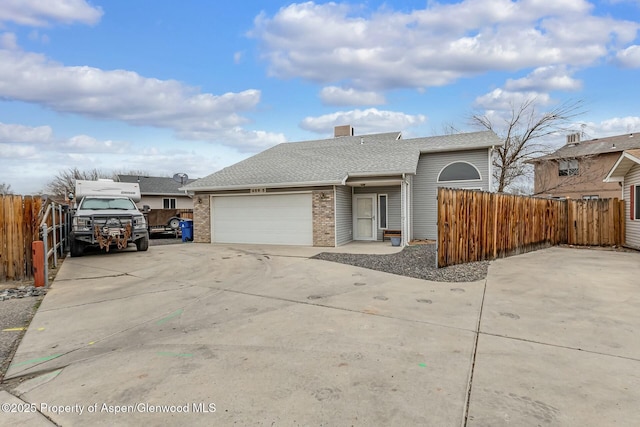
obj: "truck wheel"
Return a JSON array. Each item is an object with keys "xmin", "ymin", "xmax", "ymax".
[
  {"xmin": 136, "ymin": 236, "xmax": 149, "ymax": 252},
  {"xmin": 168, "ymin": 217, "xmax": 181, "ymax": 230},
  {"xmin": 70, "ymin": 240, "xmax": 84, "ymax": 257}
]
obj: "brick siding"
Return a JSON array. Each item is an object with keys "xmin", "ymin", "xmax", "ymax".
[
  {"xmin": 193, "ymin": 194, "xmax": 211, "ymax": 243},
  {"xmin": 312, "ymin": 190, "xmax": 335, "ymax": 247}
]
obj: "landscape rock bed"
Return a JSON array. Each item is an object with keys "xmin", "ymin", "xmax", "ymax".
[
  {"xmin": 312, "ymin": 244, "xmax": 488, "ymax": 283},
  {"xmin": 0, "ymin": 286, "xmax": 47, "ymax": 301}
]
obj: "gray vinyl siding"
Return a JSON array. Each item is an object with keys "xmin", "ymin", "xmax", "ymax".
[
  {"xmin": 624, "ymin": 164, "xmax": 640, "ymax": 250},
  {"xmin": 335, "ymin": 185, "xmax": 353, "ymax": 246},
  {"xmin": 354, "ymin": 186, "xmax": 401, "ymax": 240},
  {"xmin": 412, "ymin": 149, "xmax": 490, "ymax": 240}
]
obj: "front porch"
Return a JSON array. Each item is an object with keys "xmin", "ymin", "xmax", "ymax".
[{"xmin": 336, "ymin": 174, "xmax": 411, "ymax": 246}]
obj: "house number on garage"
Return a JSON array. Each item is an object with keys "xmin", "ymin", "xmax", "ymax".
[{"xmin": 250, "ymin": 188, "xmax": 266, "ymax": 194}]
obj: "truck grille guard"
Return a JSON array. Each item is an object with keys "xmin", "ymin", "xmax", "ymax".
[{"xmin": 91, "ymin": 216, "xmax": 133, "ymax": 252}]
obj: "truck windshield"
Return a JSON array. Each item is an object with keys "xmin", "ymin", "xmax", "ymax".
[{"xmin": 80, "ymin": 198, "xmax": 137, "ymax": 210}]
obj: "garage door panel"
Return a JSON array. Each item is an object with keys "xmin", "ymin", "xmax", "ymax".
[{"xmin": 212, "ymin": 194, "xmax": 313, "ymax": 245}]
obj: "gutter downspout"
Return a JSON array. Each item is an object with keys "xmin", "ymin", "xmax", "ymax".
[{"xmin": 401, "ymin": 173, "xmax": 407, "ymax": 247}]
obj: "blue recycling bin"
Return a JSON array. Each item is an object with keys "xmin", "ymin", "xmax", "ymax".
[{"xmin": 180, "ymin": 219, "xmax": 193, "ymax": 242}]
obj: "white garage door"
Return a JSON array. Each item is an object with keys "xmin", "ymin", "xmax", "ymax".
[{"xmin": 212, "ymin": 193, "xmax": 313, "ymax": 245}]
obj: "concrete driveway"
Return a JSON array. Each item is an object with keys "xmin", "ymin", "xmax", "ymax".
[{"xmin": 1, "ymin": 245, "xmax": 639, "ymax": 426}]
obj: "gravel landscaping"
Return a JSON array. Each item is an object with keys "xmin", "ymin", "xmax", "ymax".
[{"xmin": 312, "ymin": 243, "xmax": 489, "ymax": 282}]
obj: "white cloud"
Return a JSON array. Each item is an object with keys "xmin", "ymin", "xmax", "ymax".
[
  {"xmin": 300, "ymin": 108, "xmax": 426, "ymax": 134},
  {"xmin": 0, "ymin": 143, "xmax": 38, "ymax": 159},
  {"xmin": 61, "ymin": 135, "xmax": 130, "ymax": 153},
  {"xmin": 28, "ymin": 30, "xmax": 50, "ymax": 44},
  {"xmin": 0, "ymin": 121, "xmax": 233, "ymax": 194},
  {"xmin": 0, "ymin": 32, "xmax": 17, "ymax": 49},
  {"xmin": 586, "ymin": 116, "xmax": 640, "ymax": 136},
  {"xmin": 234, "ymin": 51, "xmax": 244, "ymax": 64},
  {"xmin": 319, "ymin": 86, "xmax": 385, "ymax": 106},
  {"xmin": 0, "ymin": 122, "xmax": 53, "ymax": 143},
  {"xmin": 178, "ymin": 127, "xmax": 287, "ymax": 153},
  {"xmin": 0, "ymin": 48, "xmax": 283, "ymax": 151},
  {"xmin": 474, "ymin": 88, "xmax": 552, "ymax": 111},
  {"xmin": 0, "ymin": 0, "xmax": 102, "ymax": 27},
  {"xmin": 616, "ymin": 45, "xmax": 640, "ymax": 68},
  {"xmin": 250, "ymin": 1, "xmax": 639, "ymax": 90},
  {"xmin": 504, "ymin": 66, "xmax": 582, "ymax": 92}
]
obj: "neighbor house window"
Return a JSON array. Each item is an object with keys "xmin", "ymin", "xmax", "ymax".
[
  {"xmin": 163, "ymin": 198, "xmax": 177, "ymax": 209},
  {"xmin": 582, "ymin": 195, "xmax": 599, "ymax": 200},
  {"xmin": 378, "ymin": 194, "xmax": 388, "ymax": 229},
  {"xmin": 438, "ymin": 162, "xmax": 481, "ymax": 182},
  {"xmin": 559, "ymin": 159, "xmax": 579, "ymax": 176}
]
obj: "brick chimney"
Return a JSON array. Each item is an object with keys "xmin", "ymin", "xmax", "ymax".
[
  {"xmin": 334, "ymin": 125, "xmax": 354, "ymax": 137},
  {"xmin": 566, "ymin": 132, "xmax": 581, "ymax": 145}
]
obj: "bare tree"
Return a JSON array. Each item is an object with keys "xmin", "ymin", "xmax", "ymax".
[
  {"xmin": 472, "ymin": 98, "xmax": 585, "ymax": 193},
  {"xmin": 46, "ymin": 168, "xmax": 153, "ymax": 197},
  {"xmin": 0, "ymin": 182, "xmax": 13, "ymax": 195},
  {"xmin": 46, "ymin": 168, "xmax": 111, "ymax": 197}
]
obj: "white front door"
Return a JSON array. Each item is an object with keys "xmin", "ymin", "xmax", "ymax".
[{"xmin": 353, "ymin": 194, "xmax": 377, "ymax": 240}]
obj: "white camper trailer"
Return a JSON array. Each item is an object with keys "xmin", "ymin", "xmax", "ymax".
[
  {"xmin": 70, "ymin": 180, "xmax": 149, "ymax": 256},
  {"xmin": 75, "ymin": 179, "xmax": 142, "ymax": 202}
]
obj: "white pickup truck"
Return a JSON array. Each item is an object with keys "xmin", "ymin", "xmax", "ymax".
[{"xmin": 70, "ymin": 180, "xmax": 149, "ymax": 257}]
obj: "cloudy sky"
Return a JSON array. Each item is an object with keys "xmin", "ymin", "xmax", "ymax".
[{"xmin": 1, "ymin": 0, "xmax": 639, "ymax": 194}]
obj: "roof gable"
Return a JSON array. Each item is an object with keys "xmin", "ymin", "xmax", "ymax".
[{"xmin": 603, "ymin": 149, "xmax": 640, "ymax": 182}]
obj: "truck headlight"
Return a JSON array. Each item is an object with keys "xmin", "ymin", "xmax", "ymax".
[
  {"xmin": 73, "ymin": 216, "xmax": 91, "ymax": 231},
  {"xmin": 133, "ymin": 215, "xmax": 146, "ymax": 229}
]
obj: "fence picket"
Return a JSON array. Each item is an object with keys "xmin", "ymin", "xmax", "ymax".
[{"xmin": 0, "ymin": 195, "xmax": 44, "ymax": 281}]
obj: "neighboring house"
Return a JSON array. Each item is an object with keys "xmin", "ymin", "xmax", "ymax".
[
  {"xmin": 603, "ymin": 149, "xmax": 640, "ymax": 250},
  {"xmin": 118, "ymin": 175, "xmax": 194, "ymax": 210},
  {"xmin": 530, "ymin": 133, "xmax": 640, "ymax": 199},
  {"xmin": 183, "ymin": 125, "xmax": 502, "ymax": 247}
]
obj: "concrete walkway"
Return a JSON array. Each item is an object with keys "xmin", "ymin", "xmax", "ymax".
[{"xmin": 1, "ymin": 244, "xmax": 638, "ymax": 426}]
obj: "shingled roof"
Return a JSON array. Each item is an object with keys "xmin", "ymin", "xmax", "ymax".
[
  {"xmin": 530, "ymin": 133, "xmax": 640, "ymax": 162},
  {"xmin": 118, "ymin": 175, "xmax": 195, "ymax": 195},
  {"xmin": 184, "ymin": 130, "xmax": 501, "ymax": 191}
]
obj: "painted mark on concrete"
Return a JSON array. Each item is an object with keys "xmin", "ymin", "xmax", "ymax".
[
  {"xmin": 313, "ymin": 387, "xmax": 341, "ymax": 401},
  {"xmin": 88, "ymin": 341, "xmax": 95, "ymax": 345},
  {"xmin": 4, "ymin": 326, "xmax": 46, "ymax": 332},
  {"xmin": 156, "ymin": 309, "xmax": 184, "ymax": 325},
  {"xmin": 499, "ymin": 312, "xmax": 520, "ymax": 320},
  {"xmin": 418, "ymin": 363, "xmax": 427, "ymax": 368},
  {"xmin": 10, "ymin": 354, "xmax": 62, "ymax": 368},
  {"xmin": 156, "ymin": 352, "xmax": 193, "ymax": 358}
]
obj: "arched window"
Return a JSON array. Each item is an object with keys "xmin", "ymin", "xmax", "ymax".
[{"xmin": 438, "ymin": 162, "xmax": 481, "ymax": 182}]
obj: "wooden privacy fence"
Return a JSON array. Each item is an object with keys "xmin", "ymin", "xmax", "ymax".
[
  {"xmin": 437, "ymin": 188, "xmax": 625, "ymax": 267},
  {"xmin": 0, "ymin": 195, "xmax": 43, "ymax": 281}
]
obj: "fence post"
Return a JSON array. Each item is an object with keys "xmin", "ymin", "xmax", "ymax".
[
  {"xmin": 32, "ymin": 241, "xmax": 45, "ymax": 287},
  {"xmin": 52, "ymin": 202, "xmax": 58, "ymax": 267},
  {"xmin": 41, "ymin": 224, "xmax": 49, "ymax": 287},
  {"xmin": 58, "ymin": 204, "xmax": 64, "ymax": 258}
]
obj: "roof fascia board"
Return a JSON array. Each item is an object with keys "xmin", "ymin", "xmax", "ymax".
[
  {"xmin": 182, "ymin": 180, "xmax": 343, "ymax": 192},
  {"xmin": 418, "ymin": 144, "xmax": 497, "ymax": 154}
]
